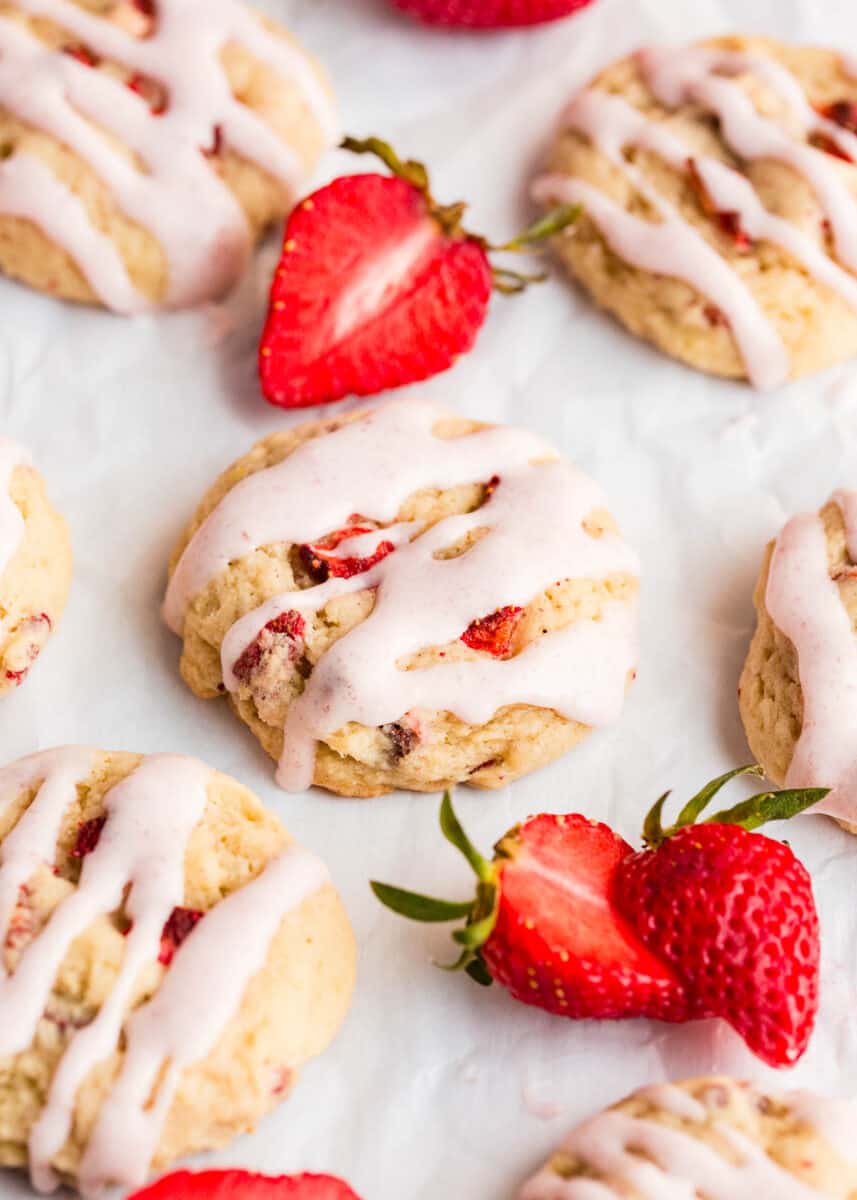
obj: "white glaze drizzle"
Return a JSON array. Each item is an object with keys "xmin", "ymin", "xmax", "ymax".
[
  {"xmin": 519, "ymin": 1082, "xmax": 842, "ymax": 1199},
  {"xmin": 534, "ymin": 43, "xmax": 857, "ymax": 389},
  {"xmin": 0, "ymin": 747, "xmax": 329, "ymax": 1195},
  {"xmin": 764, "ymin": 490, "xmax": 857, "ymax": 823},
  {"xmin": 0, "ymin": 437, "xmax": 29, "ymax": 581},
  {"xmin": 163, "ymin": 400, "xmax": 640, "ymax": 792},
  {"xmin": 0, "ymin": 0, "xmax": 338, "ymax": 309}
]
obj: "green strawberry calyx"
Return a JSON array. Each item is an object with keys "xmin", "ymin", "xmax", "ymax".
[
  {"xmin": 370, "ymin": 791, "xmax": 500, "ymax": 986},
  {"xmin": 341, "ymin": 135, "xmax": 581, "ymax": 294},
  {"xmin": 641, "ymin": 763, "xmax": 829, "ymax": 848}
]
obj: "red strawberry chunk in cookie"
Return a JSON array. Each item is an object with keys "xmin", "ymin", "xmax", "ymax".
[
  {"xmin": 71, "ymin": 817, "xmax": 107, "ymax": 859},
  {"xmin": 461, "ymin": 606, "xmax": 523, "ymax": 657},
  {"xmin": 232, "ymin": 610, "xmax": 306, "ymax": 684},
  {"xmin": 159, "ymin": 907, "xmax": 204, "ymax": 966},
  {"xmin": 4, "ymin": 613, "xmax": 53, "ymax": 688},
  {"xmin": 300, "ymin": 522, "xmax": 396, "ymax": 582},
  {"xmin": 128, "ymin": 1169, "xmax": 363, "ymax": 1200},
  {"xmin": 819, "ymin": 100, "xmax": 857, "ymax": 136},
  {"xmin": 687, "ymin": 159, "xmax": 753, "ymax": 251}
]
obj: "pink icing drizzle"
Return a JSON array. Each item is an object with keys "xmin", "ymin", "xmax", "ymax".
[
  {"xmin": 0, "ymin": 747, "xmax": 329, "ymax": 1194},
  {"xmin": 534, "ymin": 44, "xmax": 857, "ymax": 389},
  {"xmin": 765, "ymin": 490, "xmax": 857, "ymax": 823},
  {"xmin": 0, "ymin": 437, "xmax": 29, "ymax": 581},
  {"xmin": 519, "ymin": 1082, "xmax": 847, "ymax": 1199},
  {"xmin": 0, "ymin": 0, "xmax": 338, "ymax": 309},
  {"xmin": 162, "ymin": 400, "xmax": 640, "ymax": 792}
]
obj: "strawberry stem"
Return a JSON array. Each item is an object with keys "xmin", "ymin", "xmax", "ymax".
[
  {"xmin": 672, "ymin": 764, "xmax": 764, "ymax": 830},
  {"xmin": 641, "ymin": 765, "xmax": 830, "ymax": 846},
  {"xmin": 439, "ymin": 791, "xmax": 494, "ymax": 883},
  {"xmin": 492, "ymin": 203, "xmax": 582, "ymax": 252},
  {"xmin": 341, "ymin": 135, "xmax": 429, "ymax": 193},
  {"xmin": 371, "ymin": 791, "xmax": 499, "ymax": 981}
]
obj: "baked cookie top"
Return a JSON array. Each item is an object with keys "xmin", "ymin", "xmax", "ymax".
[
  {"xmin": 534, "ymin": 36, "xmax": 857, "ymax": 389},
  {"xmin": 163, "ymin": 399, "xmax": 640, "ymax": 796},
  {"xmin": 520, "ymin": 1077, "xmax": 857, "ymax": 1198},
  {"xmin": 0, "ymin": 747, "xmax": 355, "ymax": 1195},
  {"xmin": 740, "ymin": 489, "xmax": 857, "ymax": 831},
  {"xmin": 0, "ymin": 0, "xmax": 338, "ymax": 310},
  {"xmin": 0, "ymin": 437, "xmax": 71, "ymax": 694}
]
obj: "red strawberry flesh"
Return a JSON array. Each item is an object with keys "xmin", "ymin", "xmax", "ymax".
[
  {"xmin": 391, "ymin": 0, "xmax": 596, "ymax": 28},
  {"xmin": 232, "ymin": 609, "xmax": 305, "ymax": 683},
  {"xmin": 483, "ymin": 814, "xmax": 685, "ymax": 1020},
  {"xmin": 159, "ymin": 907, "xmax": 204, "ymax": 966},
  {"xmin": 260, "ymin": 174, "xmax": 492, "ymax": 408},
  {"xmin": 300, "ymin": 523, "xmax": 396, "ymax": 582},
  {"xmin": 128, "ymin": 1171, "xmax": 363, "ymax": 1200},
  {"xmin": 461, "ymin": 606, "xmax": 523, "ymax": 657},
  {"xmin": 71, "ymin": 817, "xmax": 107, "ymax": 858}
]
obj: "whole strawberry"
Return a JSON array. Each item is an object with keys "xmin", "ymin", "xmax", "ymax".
[
  {"xmin": 259, "ymin": 137, "xmax": 578, "ymax": 409},
  {"xmin": 129, "ymin": 1170, "xmax": 362, "ymax": 1200},
  {"xmin": 615, "ymin": 770, "xmax": 821, "ymax": 1067},
  {"xmin": 390, "ymin": 0, "xmax": 597, "ymax": 28},
  {"xmin": 372, "ymin": 768, "xmax": 825, "ymax": 1067}
]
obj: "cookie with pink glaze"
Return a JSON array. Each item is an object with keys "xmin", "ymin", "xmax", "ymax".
[
  {"xmin": 520, "ymin": 1077, "xmax": 857, "ymax": 1198},
  {"xmin": 740, "ymin": 490, "xmax": 857, "ymax": 835},
  {"xmin": 0, "ymin": 747, "xmax": 355, "ymax": 1195},
  {"xmin": 534, "ymin": 35, "xmax": 857, "ymax": 390},
  {"xmin": 0, "ymin": 0, "xmax": 337, "ymax": 311},
  {"xmin": 162, "ymin": 400, "xmax": 640, "ymax": 798},
  {"xmin": 0, "ymin": 438, "xmax": 71, "ymax": 696}
]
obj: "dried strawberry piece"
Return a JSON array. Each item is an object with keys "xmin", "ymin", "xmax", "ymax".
[
  {"xmin": 461, "ymin": 606, "xmax": 523, "ymax": 658},
  {"xmin": 71, "ymin": 817, "xmax": 107, "ymax": 858},
  {"xmin": 686, "ymin": 158, "xmax": 753, "ymax": 251},
  {"xmin": 159, "ymin": 907, "xmax": 204, "ymax": 965},
  {"xmin": 232, "ymin": 609, "xmax": 306, "ymax": 684},
  {"xmin": 383, "ymin": 721, "xmax": 418, "ymax": 760},
  {"xmin": 131, "ymin": 0, "xmax": 157, "ymax": 14},
  {"xmin": 819, "ymin": 100, "xmax": 857, "ymax": 135},
  {"xmin": 63, "ymin": 44, "xmax": 100, "ymax": 67},
  {"xmin": 703, "ymin": 304, "xmax": 729, "ymax": 328},
  {"xmin": 126, "ymin": 74, "xmax": 167, "ymax": 115},
  {"xmin": 202, "ymin": 124, "xmax": 223, "ymax": 157},
  {"xmin": 810, "ymin": 131, "xmax": 854, "ymax": 163},
  {"xmin": 300, "ymin": 524, "xmax": 395, "ymax": 583}
]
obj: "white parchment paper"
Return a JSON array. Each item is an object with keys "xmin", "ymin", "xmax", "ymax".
[{"xmin": 3, "ymin": 0, "xmax": 857, "ymax": 1196}]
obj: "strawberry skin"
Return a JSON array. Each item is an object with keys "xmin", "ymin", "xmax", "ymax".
[
  {"xmin": 614, "ymin": 824, "xmax": 819, "ymax": 1067},
  {"xmin": 129, "ymin": 1171, "xmax": 362, "ymax": 1200},
  {"xmin": 391, "ymin": 0, "xmax": 596, "ymax": 27},
  {"xmin": 260, "ymin": 174, "xmax": 492, "ymax": 409},
  {"xmin": 482, "ymin": 814, "xmax": 687, "ymax": 1020},
  {"xmin": 461, "ymin": 606, "xmax": 523, "ymax": 657}
]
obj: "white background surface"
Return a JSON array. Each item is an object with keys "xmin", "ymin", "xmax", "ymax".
[{"xmin": 3, "ymin": 0, "xmax": 857, "ymax": 1196}]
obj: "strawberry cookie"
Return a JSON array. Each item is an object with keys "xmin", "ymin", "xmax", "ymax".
[
  {"xmin": 533, "ymin": 36, "xmax": 857, "ymax": 389},
  {"xmin": 740, "ymin": 490, "xmax": 857, "ymax": 834},
  {"xmin": 0, "ymin": 747, "xmax": 355, "ymax": 1195},
  {"xmin": 520, "ymin": 1077, "xmax": 857, "ymax": 1198},
  {"xmin": 0, "ymin": 0, "xmax": 337, "ymax": 311},
  {"xmin": 162, "ymin": 400, "xmax": 639, "ymax": 798},
  {"xmin": 0, "ymin": 438, "xmax": 71, "ymax": 695}
]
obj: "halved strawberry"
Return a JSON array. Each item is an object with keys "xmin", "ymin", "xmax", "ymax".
[
  {"xmin": 372, "ymin": 772, "xmax": 824, "ymax": 1065},
  {"xmin": 128, "ymin": 1171, "xmax": 362, "ymax": 1200},
  {"xmin": 372, "ymin": 794, "xmax": 685, "ymax": 1021},
  {"xmin": 390, "ymin": 0, "xmax": 596, "ymax": 27},
  {"xmin": 460, "ymin": 606, "xmax": 523, "ymax": 657},
  {"xmin": 259, "ymin": 137, "xmax": 579, "ymax": 409}
]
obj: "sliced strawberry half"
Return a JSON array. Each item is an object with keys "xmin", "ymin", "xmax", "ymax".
[
  {"xmin": 372, "ymin": 794, "xmax": 685, "ymax": 1021},
  {"xmin": 128, "ymin": 1170, "xmax": 362, "ymax": 1200},
  {"xmin": 390, "ymin": 0, "xmax": 596, "ymax": 27},
  {"xmin": 259, "ymin": 137, "xmax": 579, "ymax": 409}
]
